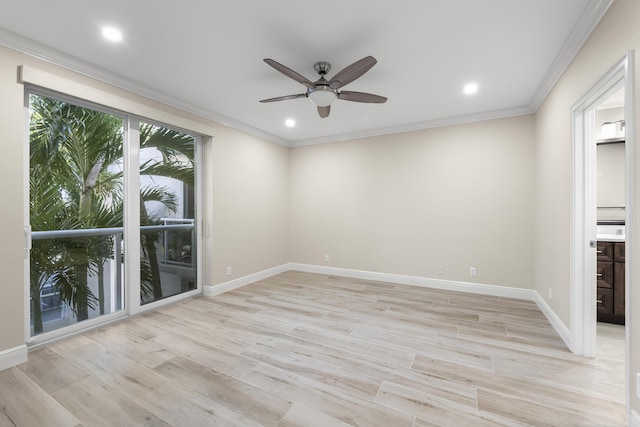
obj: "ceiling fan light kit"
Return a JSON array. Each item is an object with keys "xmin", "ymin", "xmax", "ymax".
[
  {"xmin": 307, "ymin": 86, "xmax": 337, "ymax": 107},
  {"xmin": 260, "ymin": 56, "xmax": 387, "ymax": 118}
]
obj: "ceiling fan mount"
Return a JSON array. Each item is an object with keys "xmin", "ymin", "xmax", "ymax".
[
  {"xmin": 313, "ymin": 61, "xmax": 331, "ymax": 75},
  {"xmin": 260, "ymin": 56, "xmax": 387, "ymax": 118}
]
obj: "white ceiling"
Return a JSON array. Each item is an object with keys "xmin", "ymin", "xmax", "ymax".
[{"xmin": 0, "ymin": 0, "xmax": 611, "ymax": 146}]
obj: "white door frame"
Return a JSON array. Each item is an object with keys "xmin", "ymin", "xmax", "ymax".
[
  {"xmin": 570, "ymin": 51, "xmax": 634, "ymax": 357},
  {"xmin": 570, "ymin": 52, "xmax": 634, "ymax": 421}
]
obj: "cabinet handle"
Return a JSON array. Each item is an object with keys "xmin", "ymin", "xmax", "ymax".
[
  {"xmin": 596, "ymin": 300, "xmax": 603, "ymax": 304},
  {"xmin": 597, "ymin": 273, "xmax": 603, "ymax": 277},
  {"xmin": 596, "ymin": 251, "xmax": 603, "ymax": 254}
]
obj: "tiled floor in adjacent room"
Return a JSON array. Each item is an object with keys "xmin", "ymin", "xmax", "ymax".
[{"xmin": 597, "ymin": 322, "xmax": 626, "ymax": 395}]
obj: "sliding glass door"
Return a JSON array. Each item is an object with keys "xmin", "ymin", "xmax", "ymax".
[
  {"xmin": 28, "ymin": 92, "xmax": 200, "ymax": 338},
  {"xmin": 138, "ymin": 122, "xmax": 197, "ymax": 305},
  {"xmin": 29, "ymin": 93, "xmax": 126, "ymax": 335}
]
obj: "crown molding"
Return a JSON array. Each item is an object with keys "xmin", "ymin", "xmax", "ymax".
[
  {"xmin": 291, "ymin": 105, "xmax": 533, "ymax": 147},
  {"xmin": 528, "ymin": 0, "xmax": 613, "ymax": 111},
  {"xmin": 0, "ymin": 28, "xmax": 290, "ymax": 147}
]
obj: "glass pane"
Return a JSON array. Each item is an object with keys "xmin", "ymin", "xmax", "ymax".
[
  {"xmin": 29, "ymin": 94, "xmax": 124, "ymax": 335},
  {"xmin": 139, "ymin": 123, "xmax": 196, "ymax": 305}
]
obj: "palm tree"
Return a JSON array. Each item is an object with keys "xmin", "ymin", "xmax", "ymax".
[
  {"xmin": 29, "ymin": 96, "xmax": 124, "ymax": 327},
  {"xmin": 29, "ymin": 95, "xmax": 195, "ymax": 332},
  {"xmin": 138, "ymin": 123, "xmax": 194, "ymax": 303},
  {"xmin": 29, "ymin": 171, "xmax": 87, "ymax": 333}
]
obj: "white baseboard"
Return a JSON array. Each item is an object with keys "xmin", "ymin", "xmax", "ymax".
[
  {"xmin": 288, "ymin": 263, "xmax": 537, "ymax": 300},
  {"xmin": 0, "ymin": 345, "xmax": 27, "ymax": 371},
  {"xmin": 204, "ymin": 262, "xmax": 536, "ymax": 300},
  {"xmin": 203, "ymin": 262, "xmax": 569, "ymax": 353},
  {"xmin": 290, "ymin": 264, "xmax": 571, "ymax": 351},
  {"xmin": 631, "ymin": 410, "xmax": 640, "ymax": 427},
  {"xmin": 203, "ymin": 264, "xmax": 290, "ymax": 297},
  {"xmin": 533, "ymin": 291, "xmax": 571, "ymax": 349}
]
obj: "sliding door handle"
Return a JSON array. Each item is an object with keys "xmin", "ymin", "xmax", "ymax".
[{"xmin": 24, "ymin": 225, "xmax": 32, "ymax": 251}]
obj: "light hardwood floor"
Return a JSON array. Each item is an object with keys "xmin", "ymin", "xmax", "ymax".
[{"xmin": 0, "ymin": 271, "xmax": 626, "ymax": 426}]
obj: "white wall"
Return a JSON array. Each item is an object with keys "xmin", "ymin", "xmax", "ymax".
[
  {"xmin": 596, "ymin": 106, "xmax": 626, "ymax": 220},
  {"xmin": 290, "ymin": 115, "xmax": 536, "ymax": 289}
]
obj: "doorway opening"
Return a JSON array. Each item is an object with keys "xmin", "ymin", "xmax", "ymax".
[
  {"xmin": 594, "ymin": 86, "xmax": 626, "ymax": 393},
  {"xmin": 571, "ymin": 51, "xmax": 634, "ymax": 414}
]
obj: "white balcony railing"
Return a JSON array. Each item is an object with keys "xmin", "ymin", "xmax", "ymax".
[{"xmin": 29, "ymin": 221, "xmax": 196, "ymax": 330}]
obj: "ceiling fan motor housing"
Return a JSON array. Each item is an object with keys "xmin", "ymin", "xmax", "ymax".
[{"xmin": 309, "ymin": 63, "xmax": 337, "ymax": 106}]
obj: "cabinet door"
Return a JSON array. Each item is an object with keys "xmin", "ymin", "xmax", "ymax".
[
  {"xmin": 597, "ymin": 288, "xmax": 613, "ymax": 315},
  {"xmin": 597, "ymin": 242, "xmax": 613, "ymax": 262},
  {"xmin": 597, "ymin": 262, "xmax": 614, "ymax": 289},
  {"xmin": 614, "ymin": 262, "xmax": 625, "ymax": 316}
]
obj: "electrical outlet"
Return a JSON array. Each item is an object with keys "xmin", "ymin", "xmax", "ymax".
[
  {"xmin": 324, "ymin": 254, "xmax": 329, "ymax": 263},
  {"xmin": 437, "ymin": 265, "xmax": 444, "ymax": 275},
  {"xmin": 469, "ymin": 267, "xmax": 476, "ymax": 277},
  {"xmin": 636, "ymin": 373, "xmax": 640, "ymax": 400},
  {"xmin": 549, "ymin": 288, "xmax": 553, "ymax": 300},
  {"xmin": 226, "ymin": 266, "xmax": 232, "ymax": 276}
]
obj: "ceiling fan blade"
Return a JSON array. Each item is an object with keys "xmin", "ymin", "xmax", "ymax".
[
  {"xmin": 338, "ymin": 91, "xmax": 387, "ymax": 103},
  {"xmin": 317, "ymin": 105, "xmax": 330, "ymax": 118},
  {"xmin": 264, "ymin": 58, "xmax": 314, "ymax": 88},
  {"xmin": 259, "ymin": 94, "xmax": 306, "ymax": 103},
  {"xmin": 329, "ymin": 56, "xmax": 377, "ymax": 89}
]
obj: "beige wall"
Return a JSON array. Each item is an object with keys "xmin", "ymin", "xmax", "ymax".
[
  {"xmin": 208, "ymin": 125, "xmax": 289, "ymax": 285},
  {"xmin": 0, "ymin": 45, "xmax": 290, "ymax": 355},
  {"xmin": 533, "ymin": 0, "xmax": 640, "ymax": 414},
  {"xmin": 0, "ymin": 47, "xmax": 28, "ymax": 352},
  {"xmin": 290, "ymin": 115, "xmax": 536, "ymax": 289}
]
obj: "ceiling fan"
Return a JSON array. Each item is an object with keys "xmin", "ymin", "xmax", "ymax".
[{"xmin": 259, "ymin": 56, "xmax": 387, "ymax": 118}]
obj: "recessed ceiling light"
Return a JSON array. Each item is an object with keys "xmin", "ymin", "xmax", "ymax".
[
  {"xmin": 285, "ymin": 118, "xmax": 296, "ymax": 128},
  {"xmin": 102, "ymin": 26, "xmax": 123, "ymax": 42},
  {"xmin": 463, "ymin": 82, "xmax": 479, "ymax": 95}
]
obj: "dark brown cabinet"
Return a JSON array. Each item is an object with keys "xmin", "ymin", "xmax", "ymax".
[{"xmin": 597, "ymin": 241, "xmax": 625, "ymax": 324}]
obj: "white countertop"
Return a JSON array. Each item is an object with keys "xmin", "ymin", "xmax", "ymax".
[{"xmin": 597, "ymin": 234, "xmax": 625, "ymax": 242}]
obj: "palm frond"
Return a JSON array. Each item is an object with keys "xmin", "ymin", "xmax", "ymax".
[
  {"xmin": 54, "ymin": 266, "xmax": 98, "ymax": 315},
  {"xmin": 140, "ymin": 123, "xmax": 195, "ymax": 162},
  {"xmin": 140, "ymin": 185, "xmax": 178, "ymax": 221},
  {"xmin": 140, "ymin": 162, "xmax": 194, "ymax": 186}
]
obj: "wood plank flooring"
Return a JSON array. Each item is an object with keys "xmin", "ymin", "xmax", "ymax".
[{"xmin": 0, "ymin": 271, "xmax": 626, "ymax": 426}]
